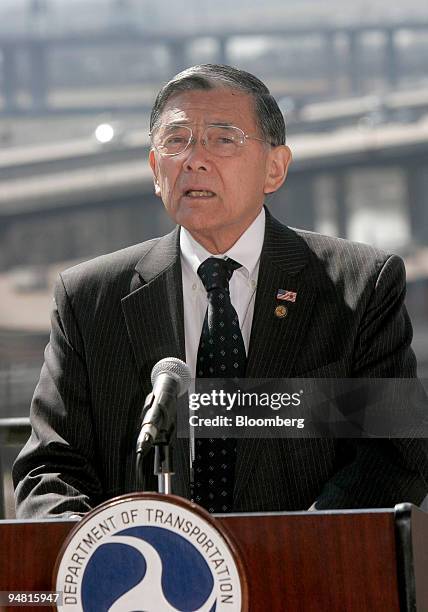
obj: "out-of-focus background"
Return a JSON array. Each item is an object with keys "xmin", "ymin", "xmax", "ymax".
[{"xmin": 0, "ymin": 0, "xmax": 427, "ymax": 517}]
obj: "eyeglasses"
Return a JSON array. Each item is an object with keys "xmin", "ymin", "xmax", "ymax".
[{"xmin": 150, "ymin": 124, "xmax": 269, "ymax": 157}]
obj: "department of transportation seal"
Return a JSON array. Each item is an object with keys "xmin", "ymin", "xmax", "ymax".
[{"xmin": 54, "ymin": 494, "xmax": 244, "ymax": 611}]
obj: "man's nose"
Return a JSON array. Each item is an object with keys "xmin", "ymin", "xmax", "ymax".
[{"xmin": 183, "ymin": 136, "xmax": 212, "ymax": 171}]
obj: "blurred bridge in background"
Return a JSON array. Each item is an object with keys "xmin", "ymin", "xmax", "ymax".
[
  {"xmin": 1, "ymin": 114, "xmax": 427, "ymax": 273},
  {"xmin": 1, "ymin": 21, "xmax": 428, "ymax": 114}
]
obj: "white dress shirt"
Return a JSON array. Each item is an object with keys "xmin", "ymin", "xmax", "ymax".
[{"xmin": 180, "ymin": 207, "xmax": 266, "ymax": 378}]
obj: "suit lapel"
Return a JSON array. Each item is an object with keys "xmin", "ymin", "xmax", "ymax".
[
  {"xmin": 246, "ymin": 213, "xmax": 316, "ymax": 377},
  {"xmin": 121, "ymin": 227, "xmax": 185, "ymax": 379},
  {"xmin": 121, "ymin": 227, "xmax": 190, "ymax": 499},
  {"xmin": 234, "ymin": 211, "xmax": 318, "ymax": 504}
]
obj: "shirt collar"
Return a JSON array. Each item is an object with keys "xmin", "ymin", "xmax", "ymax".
[{"xmin": 180, "ymin": 207, "xmax": 265, "ymax": 279}]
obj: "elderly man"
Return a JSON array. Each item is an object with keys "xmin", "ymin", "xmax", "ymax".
[{"xmin": 13, "ymin": 64, "xmax": 428, "ymax": 518}]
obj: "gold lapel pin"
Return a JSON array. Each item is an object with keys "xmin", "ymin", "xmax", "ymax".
[{"xmin": 275, "ymin": 305, "xmax": 288, "ymax": 318}]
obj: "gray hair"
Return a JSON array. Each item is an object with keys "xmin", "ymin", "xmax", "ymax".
[{"xmin": 150, "ymin": 64, "xmax": 286, "ymax": 146}]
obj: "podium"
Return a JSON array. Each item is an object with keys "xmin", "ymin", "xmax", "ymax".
[{"xmin": 1, "ymin": 501, "xmax": 428, "ymax": 611}]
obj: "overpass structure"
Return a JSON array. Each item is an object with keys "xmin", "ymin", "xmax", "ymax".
[
  {"xmin": 1, "ymin": 21, "xmax": 428, "ymax": 113},
  {"xmin": 0, "ymin": 116, "xmax": 427, "ymax": 272}
]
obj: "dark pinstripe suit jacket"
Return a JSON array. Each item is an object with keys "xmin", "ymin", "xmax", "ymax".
[{"xmin": 13, "ymin": 209, "xmax": 428, "ymax": 517}]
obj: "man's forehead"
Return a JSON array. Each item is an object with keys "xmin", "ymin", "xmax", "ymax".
[{"xmin": 158, "ymin": 87, "xmax": 257, "ymax": 126}]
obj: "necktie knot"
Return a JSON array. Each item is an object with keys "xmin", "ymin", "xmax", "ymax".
[{"xmin": 197, "ymin": 257, "xmax": 241, "ymax": 292}]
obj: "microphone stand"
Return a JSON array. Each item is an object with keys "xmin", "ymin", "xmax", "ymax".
[
  {"xmin": 135, "ymin": 396, "xmax": 176, "ymax": 496},
  {"xmin": 154, "ymin": 423, "xmax": 175, "ymax": 495}
]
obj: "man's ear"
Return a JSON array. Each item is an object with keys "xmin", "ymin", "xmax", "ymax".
[
  {"xmin": 264, "ymin": 145, "xmax": 292, "ymax": 194},
  {"xmin": 149, "ymin": 150, "xmax": 162, "ymax": 197}
]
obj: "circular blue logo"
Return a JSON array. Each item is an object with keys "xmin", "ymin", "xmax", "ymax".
[
  {"xmin": 56, "ymin": 498, "xmax": 242, "ymax": 611},
  {"xmin": 81, "ymin": 526, "xmax": 216, "ymax": 611}
]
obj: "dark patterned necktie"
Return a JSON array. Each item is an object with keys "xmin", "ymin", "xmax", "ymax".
[{"xmin": 192, "ymin": 257, "xmax": 247, "ymax": 513}]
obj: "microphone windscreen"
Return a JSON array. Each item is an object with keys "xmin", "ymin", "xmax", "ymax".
[{"xmin": 150, "ymin": 357, "xmax": 191, "ymax": 396}]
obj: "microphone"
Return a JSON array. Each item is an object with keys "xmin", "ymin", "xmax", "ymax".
[{"xmin": 136, "ymin": 357, "xmax": 191, "ymax": 457}]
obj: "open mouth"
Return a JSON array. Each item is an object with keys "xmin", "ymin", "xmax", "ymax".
[{"xmin": 183, "ymin": 190, "xmax": 216, "ymax": 198}]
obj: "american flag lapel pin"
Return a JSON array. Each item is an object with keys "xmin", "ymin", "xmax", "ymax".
[{"xmin": 276, "ymin": 289, "xmax": 297, "ymax": 303}]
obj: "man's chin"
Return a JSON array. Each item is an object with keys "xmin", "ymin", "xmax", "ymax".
[{"xmin": 175, "ymin": 209, "xmax": 220, "ymax": 233}]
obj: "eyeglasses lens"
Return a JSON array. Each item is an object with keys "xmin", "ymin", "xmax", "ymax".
[{"xmin": 154, "ymin": 126, "xmax": 245, "ymax": 156}]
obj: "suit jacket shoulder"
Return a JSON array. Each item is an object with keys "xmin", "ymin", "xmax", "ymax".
[
  {"xmin": 279, "ymin": 220, "xmax": 407, "ymax": 319},
  {"xmin": 292, "ymin": 225, "xmax": 399, "ymax": 284},
  {"xmin": 60, "ymin": 236, "xmax": 162, "ymax": 294}
]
